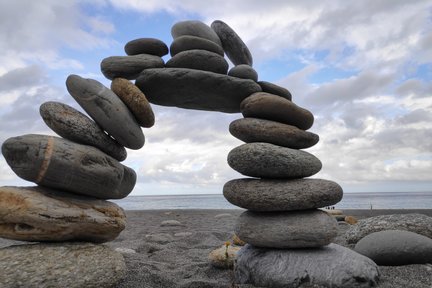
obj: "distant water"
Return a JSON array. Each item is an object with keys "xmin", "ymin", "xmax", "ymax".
[{"xmin": 113, "ymin": 192, "xmax": 432, "ymax": 210}]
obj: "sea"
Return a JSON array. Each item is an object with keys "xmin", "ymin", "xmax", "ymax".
[{"xmin": 112, "ymin": 192, "xmax": 432, "ymax": 210}]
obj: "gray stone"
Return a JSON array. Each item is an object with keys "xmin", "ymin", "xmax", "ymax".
[
  {"xmin": 223, "ymin": 178, "xmax": 343, "ymax": 211},
  {"xmin": 258, "ymin": 80, "xmax": 292, "ymax": 101},
  {"xmin": 229, "ymin": 118, "xmax": 319, "ymax": 149},
  {"xmin": 40, "ymin": 101, "xmax": 126, "ymax": 161},
  {"xmin": 235, "ymin": 244, "xmax": 380, "ymax": 288},
  {"xmin": 228, "ymin": 65, "xmax": 258, "ymax": 81},
  {"xmin": 66, "ymin": 74, "xmax": 144, "ymax": 149},
  {"xmin": 227, "ymin": 143, "xmax": 322, "ymax": 178},
  {"xmin": 235, "ymin": 210, "xmax": 338, "ymax": 248},
  {"xmin": 136, "ymin": 68, "xmax": 261, "ymax": 113},
  {"xmin": 171, "ymin": 20, "xmax": 222, "ymax": 47},
  {"xmin": 0, "ymin": 186, "xmax": 126, "ymax": 242},
  {"xmin": 0, "ymin": 243, "xmax": 126, "ymax": 288},
  {"xmin": 355, "ymin": 230, "xmax": 432, "ymax": 266},
  {"xmin": 2, "ymin": 134, "xmax": 136, "ymax": 199},
  {"xmin": 170, "ymin": 35, "xmax": 224, "ymax": 57},
  {"xmin": 241, "ymin": 92, "xmax": 314, "ymax": 130},
  {"xmin": 145, "ymin": 233, "xmax": 173, "ymax": 244},
  {"xmin": 166, "ymin": 49, "xmax": 228, "ymax": 74},
  {"xmin": 211, "ymin": 20, "xmax": 253, "ymax": 66},
  {"xmin": 345, "ymin": 213, "xmax": 432, "ymax": 244},
  {"xmin": 100, "ymin": 54, "xmax": 164, "ymax": 80},
  {"xmin": 161, "ymin": 220, "xmax": 183, "ymax": 227},
  {"xmin": 124, "ymin": 37, "xmax": 168, "ymax": 56}
]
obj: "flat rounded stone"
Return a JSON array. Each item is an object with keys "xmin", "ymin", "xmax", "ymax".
[
  {"xmin": 136, "ymin": 68, "xmax": 262, "ymax": 113},
  {"xmin": 211, "ymin": 20, "xmax": 253, "ymax": 66},
  {"xmin": 170, "ymin": 35, "xmax": 224, "ymax": 57},
  {"xmin": 223, "ymin": 178, "xmax": 343, "ymax": 211},
  {"xmin": 228, "ymin": 65, "xmax": 258, "ymax": 81},
  {"xmin": 235, "ymin": 210, "xmax": 338, "ymax": 248},
  {"xmin": 166, "ymin": 49, "xmax": 228, "ymax": 74},
  {"xmin": 258, "ymin": 81, "xmax": 292, "ymax": 101},
  {"xmin": 40, "ymin": 101, "xmax": 127, "ymax": 161},
  {"xmin": 229, "ymin": 118, "xmax": 319, "ymax": 149},
  {"xmin": 101, "ymin": 54, "xmax": 164, "ymax": 80},
  {"xmin": 241, "ymin": 92, "xmax": 314, "ymax": 130},
  {"xmin": 124, "ymin": 38, "xmax": 168, "ymax": 57},
  {"xmin": 227, "ymin": 143, "xmax": 322, "ymax": 178},
  {"xmin": 171, "ymin": 20, "xmax": 222, "ymax": 47},
  {"xmin": 66, "ymin": 74, "xmax": 144, "ymax": 149},
  {"xmin": 0, "ymin": 186, "xmax": 126, "ymax": 242},
  {"xmin": 1, "ymin": 134, "xmax": 136, "ymax": 199},
  {"xmin": 111, "ymin": 78, "xmax": 155, "ymax": 128}
]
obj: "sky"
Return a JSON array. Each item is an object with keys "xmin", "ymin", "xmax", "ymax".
[{"xmin": 0, "ymin": 0, "xmax": 431, "ymax": 195}]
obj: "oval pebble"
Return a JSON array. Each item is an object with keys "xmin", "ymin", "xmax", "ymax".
[
  {"xmin": 258, "ymin": 81, "xmax": 292, "ymax": 101},
  {"xmin": 101, "ymin": 54, "xmax": 164, "ymax": 80},
  {"xmin": 124, "ymin": 38, "xmax": 168, "ymax": 56},
  {"xmin": 172, "ymin": 20, "xmax": 222, "ymax": 47},
  {"xmin": 166, "ymin": 49, "xmax": 228, "ymax": 74},
  {"xmin": 228, "ymin": 65, "xmax": 258, "ymax": 81},
  {"xmin": 170, "ymin": 35, "xmax": 224, "ymax": 57}
]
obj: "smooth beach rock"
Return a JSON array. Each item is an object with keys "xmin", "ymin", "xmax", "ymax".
[
  {"xmin": 170, "ymin": 35, "xmax": 224, "ymax": 57},
  {"xmin": 235, "ymin": 210, "xmax": 338, "ymax": 248},
  {"xmin": 136, "ymin": 68, "xmax": 262, "ymax": 113},
  {"xmin": 161, "ymin": 220, "xmax": 183, "ymax": 227},
  {"xmin": 100, "ymin": 54, "xmax": 164, "ymax": 80},
  {"xmin": 228, "ymin": 65, "xmax": 258, "ymax": 81},
  {"xmin": 0, "ymin": 186, "xmax": 126, "ymax": 242},
  {"xmin": 345, "ymin": 213, "xmax": 432, "ymax": 244},
  {"xmin": 355, "ymin": 230, "xmax": 432, "ymax": 266},
  {"xmin": 111, "ymin": 78, "xmax": 155, "ymax": 128},
  {"xmin": 235, "ymin": 243, "xmax": 380, "ymax": 288},
  {"xmin": 229, "ymin": 118, "xmax": 319, "ymax": 149},
  {"xmin": 166, "ymin": 49, "xmax": 228, "ymax": 74},
  {"xmin": 227, "ymin": 143, "xmax": 322, "ymax": 178},
  {"xmin": 223, "ymin": 178, "xmax": 343, "ymax": 211},
  {"xmin": 208, "ymin": 244, "xmax": 241, "ymax": 269},
  {"xmin": 2, "ymin": 134, "xmax": 136, "ymax": 199},
  {"xmin": 258, "ymin": 80, "xmax": 292, "ymax": 101},
  {"xmin": 66, "ymin": 74, "xmax": 144, "ymax": 149},
  {"xmin": 241, "ymin": 92, "xmax": 314, "ymax": 130},
  {"xmin": 171, "ymin": 20, "xmax": 222, "ymax": 47},
  {"xmin": 124, "ymin": 37, "xmax": 168, "ymax": 56},
  {"xmin": 0, "ymin": 243, "xmax": 126, "ymax": 288},
  {"xmin": 40, "ymin": 101, "xmax": 127, "ymax": 161},
  {"xmin": 211, "ymin": 20, "xmax": 253, "ymax": 66}
]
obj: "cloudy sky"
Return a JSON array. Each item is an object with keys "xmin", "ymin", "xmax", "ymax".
[{"xmin": 0, "ymin": 0, "xmax": 431, "ymax": 195}]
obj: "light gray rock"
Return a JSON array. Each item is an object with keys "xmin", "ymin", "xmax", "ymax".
[
  {"xmin": 161, "ymin": 220, "xmax": 183, "ymax": 227},
  {"xmin": 235, "ymin": 210, "xmax": 338, "ymax": 248},
  {"xmin": 171, "ymin": 20, "xmax": 222, "ymax": 47},
  {"xmin": 355, "ymin": 230, "xmax": 432, "ymax": 266},
  {"xmin": 0, "ymin": 186, "xmax": 126, "ymax": 242},
  {"xmin": 228, "ymin": 65, "xmax": 258, "ymax": 81},
  {"xmin": 0, "ymin": 243, "xmax": 126, "ymax": 288},
  {"xmin": 170, "ymin": 35, "xmax": 224, "ymax": 57},
  {"xmin": 227, "ymin": 143, "xmax": 322, "ymax": 178},
  {"xmin": 136, "ymin": 68, "xmax": 262, "ymax": 113},
  {"xmin": 2, "ymin": 134, "xmax": 136, "ymax": 199},
  {"xmin": 235, "ymin": 244, "xmax": 380, "ymax": 288},
  {"xmin": 166, "ymin": 49, "xmax": 228, "ymax": 74},
  {"xmin": 101, "ymin": 54, "xmax": 164, "ymax": 80},
  {"xmin": 258, "ymin": 80, "xmax": 292, "ymax": 101},
  {"xmin": 223, "ymin": 178, "xmax": 343, "ymax": 211},
  {"xmin": 66, "ymin": 74, "xmax": 144, "ymax": 149},
  {"xmin": 145, "ymin": 233, "xmax": 173, "ymax": 244},
  {"xmin": 124, "ymin": 38, "xmax": 168, "ymax": 56},
  {"xmin": 40, "ymin": 101, "xmax": 126, "ymax": 161}
]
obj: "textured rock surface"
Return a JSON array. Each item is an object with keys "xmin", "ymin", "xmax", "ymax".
[
  {"xmin": 228, "ymin": 142, "xmax": 322, "ymax": 178},
  {"xmin": 66, "ymin": 74, "xmax": 144, "ymax": 149},
  {"xmin": 2, "ymin": 134, "xmax": 136, "ymax": 199},
  {"xmin": 0, "ymin": 186, "xmax": 126, "ymax": 242},
  {"xmin": 258, "ymin": 80, "xmax": 292, "ymax": 101},
  {"xmin": 101, "ymin": 54, "xmax": 164, "ymax": 80},
  {"xmin": 235, "ymin": 244, "xmax": 380, "ymax": 288},
  {"xmin": 0, "ymin": 243, "xmax": 126, "ymax": 288},
  {"xmin": 166, "ymin": 49, "xmax": 228, "ymax": 74},
  {"xmin": 136, "ymin": 68, "xmax": 261, "ymax": 113},
  {"xmin": 40, "ymin": 101, "xmax": 126, "ymax": 161},
  {"xmin": 124, "ymin": 38, "xmax": 168, "ymax": 56},
  {"xmin": 171, "ymin": 20, "xmax": 222, "ymax": 46},
  {"xmin": 228, "ymin": 65, "xmax": 258, "ymax": 81},
  {"xmin": 224, "ymin": 178, "xmax": 343, "ymax": 211},
  {"xmin": 208, "ymin": 245, "xmax": 241, "ymax": 269},
  {"xmin": 229, "ymin": 118, "xmax": 319, "ymax": 149},
  {"xmin": 235, "ymin": 210, "xmax": 338, "ymax": 248},
  {"xmin": 170, "ymin": 35, "xmax": 224, "ymax": 57}
]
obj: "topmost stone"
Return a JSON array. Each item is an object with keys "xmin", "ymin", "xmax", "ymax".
[
  {"xmin": 171, "ymin": 20, "xmax": 222, "ymax": 47},
  {"xmin": 124, "ymin": 38, "xmax": 168, "ymax": 57}
]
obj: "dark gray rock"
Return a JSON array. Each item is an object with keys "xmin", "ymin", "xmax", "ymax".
[
  {"xmin": 100, "ymin": 54, "xmax": 164, "ymax": 80},
  {"xmin": 1, "ymin": 134, "xmax": 136, "ymax": 199},
  {"xmin": 229, "ymin": 118, "xmax": 319, "ymax": 149},
  {"xmin": 235, "ymin": 210, "xmax": 338, "ymax": 248},
  {"xmin": 171, "ymin": 20, "xmax": 222, "ymax": 47},
  {"xmin": 166, "ymin": 49, "xmax": 228, "ymax": 74},
  {"xmin": 170, "ymin": 35, "xmax": 224, "ymax": 57},
  {"xmin": 258, "ymin": 80, "xmax": 292, "ymax": 101},
  {"xmin": 227, "ymin": 143, "xmax": 322, "ymax": 178},
  {"xmin": 223, "ymin": 178, "xmax": 343, "ymax": 211},
  {"xmin": 355, "ymin": 230, "xmax": 432, "ymax": 266},
  {"xmin": 241, "ymin": 92, "xmax": 314, "ymax": 130},
  {"xmin": 228, "ymin": 65, "xmax": 258, "ymax": 81},
  {"xmin": 211, "ymin": 20, "xmax": 253, "ymax": 66},
  {"xmin": 124, "ymin": 38, "xmax": 168, "ymax": 57},
  {"xmin": 136, "ymin": 68, "xmax": 262, "ymax": 113},
  {"xmin": 40, "ymin": 101, "xmax": 126, "ymax": 161},
  {"xmin": 66, "ymin": 74, "xmax": 144, "ymax": 149},
  {"xmin": 235, "ymin": 244, "xmax": 380, "ymax": 288}
]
